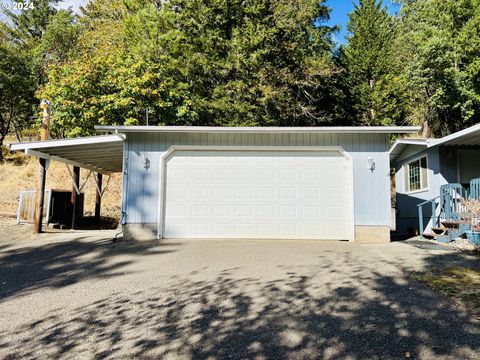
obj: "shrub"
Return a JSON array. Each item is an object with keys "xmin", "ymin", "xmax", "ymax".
[{"xmin": 460, "ymin": 199, "xmax": 480, "ymax": 232}]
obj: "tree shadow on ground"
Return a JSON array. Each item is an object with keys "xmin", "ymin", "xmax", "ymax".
[
  {"xmin": 400, "ymin": 240, "xmax": 480, "ymax": 270},
  {"xmin": 1, "ymin": 250, "xmax": 479, "ymax": 359},
  {"xmin": 0, "ymin": 237, "xmax": 178, "ymax": 301}
]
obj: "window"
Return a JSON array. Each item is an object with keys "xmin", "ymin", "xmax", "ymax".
[{"xmin": 404, "ymin": 156, "xmax": 428, "ymax": 192}]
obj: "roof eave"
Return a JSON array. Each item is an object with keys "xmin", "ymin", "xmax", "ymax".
[
  {"xmin": 9, "ymin": 134, "xmax": 124, "ymax": 152},
  {"xmin": 389, "ymin": 139, "xmax": 429, "ymax": 162},
  {"xmin": 95, "ymin": 125, "xmax": 421, "ymax": 134},
  {"xmin": 9, "ymin": 134, "xmax": 125, "ymax": 174},
  {"xmin": 427, "ymin": 123, "xmax": 480, "ymax": 148}
]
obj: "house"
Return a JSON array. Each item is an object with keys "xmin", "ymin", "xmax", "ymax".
[
  {"xmin": 10, "ymin": 126, "xmax": 419, "ymax": 243},
  {"xmin": 390, "ymin": 123, "xmax": 480, "ymax": 239}
]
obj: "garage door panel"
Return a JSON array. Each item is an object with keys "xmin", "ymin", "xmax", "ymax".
[
  {"xmin": 193, "ymin": 168, "xmax": 209, "ymax": 181},
  {"xmin": 164, "ymin": 150, "xmax": 351, "ymax": 240}
]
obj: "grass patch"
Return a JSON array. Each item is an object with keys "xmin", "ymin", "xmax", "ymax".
[{"xmin": 415, "ymin": 267, "xmax": 480, "ymax": 317}]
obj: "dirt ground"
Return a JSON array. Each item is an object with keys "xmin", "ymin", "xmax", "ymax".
[
  {"xmin": 0, "ymin": 217, "xmax": 36, "ymax": 243},
  {"xmin": 0, "ymin": 148, "xmax": 122, "ymax": 222},
  {"xmin": 0, "ymin": 216, "xmax": 82, "ymax": 244}
]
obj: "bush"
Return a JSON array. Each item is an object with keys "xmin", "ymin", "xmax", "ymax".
[{"xmin": 460, "ymin": 199, "xmax": 480, "ymax": 231}]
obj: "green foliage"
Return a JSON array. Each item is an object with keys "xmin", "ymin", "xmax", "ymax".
[
  {"xmin": 395, "ymin": 0, "xmax": 480, "ymax": 136},
  {"xmin": 3, "ymin": 0, "xmax": 59, "ymax": 40},
  {"xmin": 38, "ymin": 10, "xmax": 81, "ymax": 65},
  {"xmin": 40, "ymin": 0, "xmax": 350, "ymax": 135},
  {"xmin": 2, "ymin": 0, "xmax": 480, "ymax": 139},
  {"xmin": 0, "ymin": 0, "xmax": 62, "ymax": 146},
  {"xmin": 0, "ymin": 26, "xmax": 36, "ymax": 160},
  {"xmin": 341, "ymin": 0, "xmax": 406, "ymax": 126}
]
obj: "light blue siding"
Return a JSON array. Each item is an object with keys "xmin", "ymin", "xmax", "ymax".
[
  {"xmin": 123, "ymin": 132, "xmax": 391, "ymax": 228},
  {"xmin": 394, "ymin": 147, "xmax": 451, "ymax": 235},
  {"xmin": 395, "ymin": 146, "xmax": 480, "ymax": 235}
]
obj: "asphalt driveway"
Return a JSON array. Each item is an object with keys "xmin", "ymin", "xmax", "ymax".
[{"xmin": 0, "ymin": 231, "xmax": 479, "ymax": 359}]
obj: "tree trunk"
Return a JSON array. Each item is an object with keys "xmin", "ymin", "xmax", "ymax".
[
  {"xmin": 12, "ymin": 122, "xmax": 22, "ymax": 142},
  {"xmin": 0, "ymin": 137, "xmax": 4, "ymax": 163},
  {"xmin": 422, "ymin": 120, "xmax": 432, "ymax": 138},
  {"xmin": 0, "ymin": 110, "xmax": 13, "ymax": 163}
]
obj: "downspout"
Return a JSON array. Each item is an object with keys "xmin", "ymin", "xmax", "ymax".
[{"xmin": 114, "ymin": 134, "xmax": 128, "ymax": 242}]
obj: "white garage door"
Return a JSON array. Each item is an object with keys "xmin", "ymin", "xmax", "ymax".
[{"xmin": 163, "ymin": 149, "xmax": 352, "ymax": 240}]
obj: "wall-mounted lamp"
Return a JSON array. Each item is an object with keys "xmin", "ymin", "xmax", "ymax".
[
  {"xmin": 367, "ymin": 156, "xmax": 375, "ymax": 172},
  {"xmin": 143, "ymin": 154, "xmax": 150, "ymax": 170}
]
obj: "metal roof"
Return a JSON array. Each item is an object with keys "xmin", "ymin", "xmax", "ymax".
[
  {"xmin": 95, "ymin": 125, "xmax": 421, "ymax": 134},
  {"xmin": 389, "ymin": 122, "xmax": 480, "ymax": 162},
  {"xmin": 9, "ymin": 125, "xmax": 423, "ymax": 173},
  {"xmin": 428, "ymin": 123, "xmax": 480, "ymax": 147},
  {"xmin": 9, "ymin": 135, "xmax": 124, "ymax": 174},
  {"xmin": 389, "ymin": 138, "xmax": 428, "ymax": 161}
]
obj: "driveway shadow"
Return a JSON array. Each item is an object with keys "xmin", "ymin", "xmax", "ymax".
[
  {"xmin": 0, "ymin": 250, "xmax": 479, "ymax": 359},
  {"xmin": 0, "ymin": 237, "xmax": 178, "ymax": 301}
]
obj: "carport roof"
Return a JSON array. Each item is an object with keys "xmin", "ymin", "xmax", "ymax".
[{"xmin": 9, "ymin": 135, "xmax": 124, "ymax": 174}]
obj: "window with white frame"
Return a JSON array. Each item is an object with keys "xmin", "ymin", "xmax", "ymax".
[{"xmin": 404, "ymin": 156, "xmax": 428, "ymax": 192}]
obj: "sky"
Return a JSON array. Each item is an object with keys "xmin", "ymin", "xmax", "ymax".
[
  {"xmin": 1, "ymin": 0, "xmax": 399, "ymax": 46},
  {"xmin": 325, "ymin": 0, "xmax": 400, "ymax": 45}
]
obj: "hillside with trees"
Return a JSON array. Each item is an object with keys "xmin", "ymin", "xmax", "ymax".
[{"xmin": 1, "ymin": 0, "xmax": 480, "ymax": 161}]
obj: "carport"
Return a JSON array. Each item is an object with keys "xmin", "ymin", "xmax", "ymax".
[{"xmin": 10, "ymin": 135, "xmax": 124, "ymax": 230}]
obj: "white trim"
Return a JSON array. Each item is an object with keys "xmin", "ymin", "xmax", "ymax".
[
  {"xmin": 156, "ymin": 145, "xmax": 355, "ymax": 242},
  {"xmin": 389, "ymin": 138, "xmax": 429, "ymax": 152},
  {"xmin": 156, "ymin": 154, "xmax": 165, "ymax": 239},
  {"xmin": 97, "ymin": 125, "xmax": 420, "ymax": 134},
  {"xmin": 404, "ymin": 155, "xmax": 429, "ymax": 194},
  {"xmin": 9, "ymin": 134, "xmax": 123, "ymax": 151},
  {"xmin": 405, "ymin": 188, "xmax": 430, "ymax": 195},
  {"xmin": 427, "ymin": 123, "xmax": 480, "ymax": 147},
  {"xmin": 65, "ymin": 165, "xmax": 92, "ymax": 195},
  {"xmin": 45, "ymin": 190, "xmax": 52, "ymax": 225},
  {"xmin": 121, "ymin": 141, "xmax": 128, "ymax": 225},
  {"xmin": 93, "ymin": 173, "xmax": 112, "ymax": 197}
]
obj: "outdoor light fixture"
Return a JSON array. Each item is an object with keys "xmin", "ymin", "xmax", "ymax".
[
  {"xmin": 367, "ymin": 156, "xmax": 375, "ymax": 171},
  {"xmin": 143, "ymin": 154, "xmax": 150, "ymax": 170}
]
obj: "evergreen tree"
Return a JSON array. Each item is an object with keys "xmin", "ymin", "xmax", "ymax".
[
  {"xmin": 41, "ymin": 0, "xmax": 350, "ymax": 136},
  {"xmin": 0, "ymin": 26, "xmax": 36, "ymax": 160},
  {"xmin": 395, "ymin": 0, "xmax": 480, "ymax": 136},
  {"xmin": 1, "ymin": 0, "xmax": 66, "ymax": 142},
  {"xmin": 342, "ymin": 0, "xmax": 406, "ymax": 126}
]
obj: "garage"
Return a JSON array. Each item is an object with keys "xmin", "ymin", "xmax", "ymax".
[
  {"xmin": 13, "ymin": 126, "xmax": 422, "ymax": 242},
  {"xmin": 161, "ymin": 147, "xmax": 353, "ymax": 240}
]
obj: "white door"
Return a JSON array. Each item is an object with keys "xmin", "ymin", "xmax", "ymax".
[{"xmin": 163, "ymin": 149, "xmax": 352, "ymax": 240}]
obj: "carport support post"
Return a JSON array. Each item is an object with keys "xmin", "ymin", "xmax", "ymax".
[
  {"xmin": 94, "ymin": 172, "xmax": 102, "ymax": 225},
  {"xmin": 33, "ymin": 158, "xmax": 47, "ymax": 233},
  {"xmin": 71, "ymin": 166, "xmax": 80, "ymax": 229},
  {"xmin": 33, "ymin": 100, "xmax": 51, "ymax": 234}
]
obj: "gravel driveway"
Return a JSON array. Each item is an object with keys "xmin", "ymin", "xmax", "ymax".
[{"xmin": 0, "ymin": 231, "xmax": 479, "ymax": 359}]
